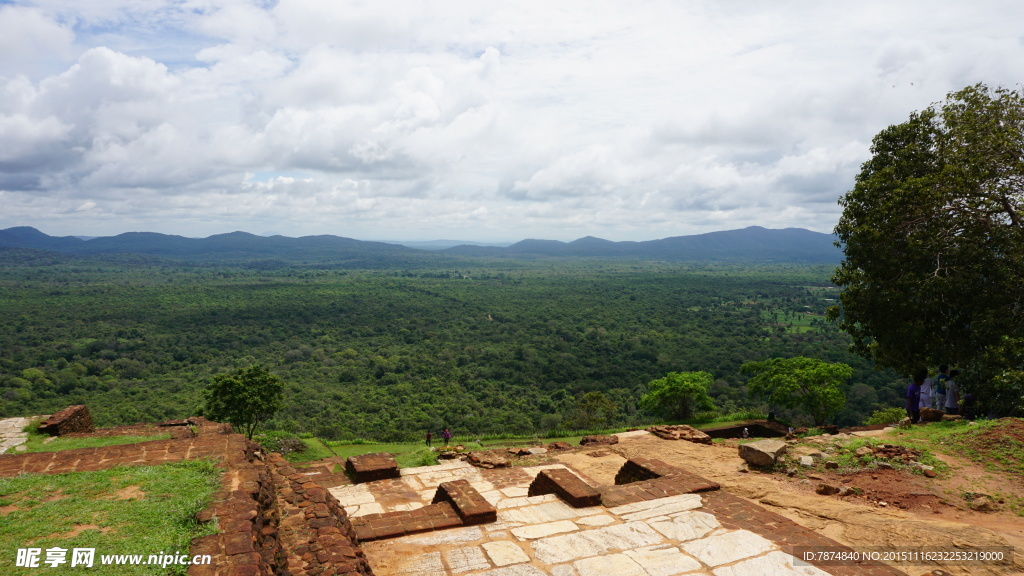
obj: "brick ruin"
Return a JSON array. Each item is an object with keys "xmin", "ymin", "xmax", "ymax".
[
  {"xmin": 37, "ymin": 404, "xmax": 94, "ymax": 435},
  {"xmin": 0, "ymin": 408, "xmax": 913, "ymax": 576}
]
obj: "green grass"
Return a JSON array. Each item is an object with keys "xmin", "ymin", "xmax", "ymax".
[
  {"xmin": 22, "ymin": 433, "xmax": 172, "ymax": 454},
  {"xmin": 895, "ymin": 418, "xmax": 1024, "ymax": 475},
  {"xmin": 282, "ymin": 438, "xmax": 337, "ymax": 464},
  {"xmin": 0, "ymin": 460, "xmax": 220, "ymax": 575}
]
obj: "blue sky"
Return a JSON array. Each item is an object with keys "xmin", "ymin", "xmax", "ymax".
[{"xmin": 2, "ymin": 1, "xmax": 1024, "ymax": 241}]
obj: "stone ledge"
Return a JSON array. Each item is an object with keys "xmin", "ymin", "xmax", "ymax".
[
  {"xmin": 528, "ymin": 468, "xmax": 601, "ymax": 508},
  {"xmin": 432, "ymin": 479, "xmax": 498, "ymax": 525},
  {"xmin": 345, "ymin": 452, "xmax": 400, "ymax": 484}
]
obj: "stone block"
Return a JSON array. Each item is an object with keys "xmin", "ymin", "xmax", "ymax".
[
  {"xmin": 345, "ymin": 452, "xmax": 400, "ymax": 483},
  {"xmin": 528, "ymin": 468, "xmax": 602, "ymax": 507},
  {"xmin": 737, "ymin": 439, "xmax": 787, "ymax": 467},
  {"xmin": 433, "ymin": 479, "xmax": 497, "ymax": 525}
]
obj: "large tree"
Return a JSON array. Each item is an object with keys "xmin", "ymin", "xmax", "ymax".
[
  {"xmin": 830, "ymin": 83, "xmax": 1024, "ymax": 412},
  {"xmin": 639, "ymin": 371, "xmax": 716, "ymax": 420},
  {"xmin": 741, "ymin": 357, "xmax": 851, "ymax": 426},
  {"xmin": 204, "ymin": 365, "xmax": 284, "ymax": 439}
]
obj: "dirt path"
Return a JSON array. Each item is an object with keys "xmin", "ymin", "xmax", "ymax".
[{"xmin": 553, "ymin": 434, "xmax": 1024, "ymax": 576}]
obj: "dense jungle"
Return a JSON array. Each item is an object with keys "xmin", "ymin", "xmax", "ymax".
[{"xmin": 0, "ymin": 250, "xmax": 905, "ymax": 440}]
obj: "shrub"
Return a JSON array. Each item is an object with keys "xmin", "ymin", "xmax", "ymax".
[
  {"xmin": 864, "ymin": 407, "xmax": 907, "ymax": 426},
  {"xmin": 257, "ymin": 430, "xmax": 307, "ymax": 455}
]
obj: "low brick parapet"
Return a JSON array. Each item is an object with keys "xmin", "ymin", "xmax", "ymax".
[
  {"xmin": 432, "ymin": 479, "xmax": 497, "ymax": 525},
  {"xmin": 345, "ymin": 452, "xmax": 400, "ymax": 483},
  {"xmin": 600, "ymin": 457, "xmax": 721, "ymax": 507},
  {"xmin": 528, "ymin": 468, "xmax": 601, "ymax": 507},
  {"xmin": 38, "ymin": 405, "xmax": 93, "ymax": 436},
  {"xmin": 351, "ymin": 501, "xmax": 464, "ymax": 542}
]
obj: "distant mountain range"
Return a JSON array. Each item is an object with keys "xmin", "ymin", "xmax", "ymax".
[{"xmin": 0, "ymin": 226, "xmax": 842, "ymax": 264}]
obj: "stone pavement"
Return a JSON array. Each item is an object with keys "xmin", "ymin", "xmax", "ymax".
[
  {"xmin": 329, "ymin": 457, "xmax": 908, "ymax": 576},
  {"xmin": 0, "ymin": 416, "xmax": 36, "ymax": 454}
]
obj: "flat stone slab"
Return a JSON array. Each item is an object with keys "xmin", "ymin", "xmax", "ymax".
[
  {"xmin": 624, "ymin": 545, "xmax": 703, "ymax": 576},
  {"xmin": 574, "ymin": 553, "xmax": 647, "ymax": 576},
  {"xmin": 712, "ymin": 550, "xmax": 833, "ymax": 576},
  {"xmin": 680, "ymin": 529, "xmax": 775, "ymax": 566},
  {"xmin": 606, "ymin": 493, "xmax": 702, "ymax": 519},
  {"xmin": 482, "ymin": 541, "xmax": 531, "ymax": 566},
  {"xmin": 476, "ymin": 565, "xmax": 548, "ymax": 576},
  {"xmin": 445, "ymin": 546, "xmax": 490, "ymax": 573},
  {"xmin": 530, "ymin": 521, "xmax": 663, "ymax": 564},
  {"xmin": 511, "ymin": 519, "xmax": 578, "ymax": 540},
  {"xmin": 649, "ymin": 510, "xmax": 720, "ymax": 542},
  {"xmin": 499, "ymin": 500, "xmax": 599, "ymax": 525}
]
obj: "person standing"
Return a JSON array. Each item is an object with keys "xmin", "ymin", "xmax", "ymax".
[
  {"xmin": 441, "ymin": 427, "xmax": 452, "ymax": 446},
  {"xmin": 945, "ymin": 370, "xmax": 961, "ymax": 415},
  {"xmin": 934, "ymin": 365, "xmax": 950, "ymax": 410},
  {"xmin": 907, "ymin": 371, "xmax": 924, "ymax": 423},
  {"xmin": 425, "ymin": 431, "xmax": 433, "ymax": 447},
  {"xmin": 919, "ymin": 373, "xmax": 933, "ymax": 412}
]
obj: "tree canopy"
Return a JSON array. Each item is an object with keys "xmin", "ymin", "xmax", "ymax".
[
  {"xmin": 830, "ymin": 83, "xmax": 1024, "ymax": 413},
  {"xmin": 204, "ymin": 365, "xmax": 284, "ymax": 439},
  {"xmin": 639, "ymin": 371, "xmax": 716, "ymax": 420},
  {"xmin": 741, "ymin": 357, "xmax": 851, "ymax": 425}
]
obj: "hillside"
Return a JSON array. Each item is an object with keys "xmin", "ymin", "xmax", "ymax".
[{"xmin": 1, "ymin": 226, "xmax": 842, "ymax": 264}]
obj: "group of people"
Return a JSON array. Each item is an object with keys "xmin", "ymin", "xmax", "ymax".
[
  {"xmin": 905, "ymin": 365, "xmax": 961, "ymax": 423},
  {"xmin": 424, "ymin": 427, "xmax": 452, "ymax": 447}
]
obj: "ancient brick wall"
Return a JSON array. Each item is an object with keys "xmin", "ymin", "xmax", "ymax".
[{"xmin": 37, "ymin": 405, "xmax": 93, "ymax": 436}]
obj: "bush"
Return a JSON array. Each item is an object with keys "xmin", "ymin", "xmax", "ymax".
[
  {"xmin": 864, "ymin": 407, "xmax": 907, "ymax": 426},
  {"xmin": 256, "ymin": 430, "xmax": 307, "ymax": 455}
]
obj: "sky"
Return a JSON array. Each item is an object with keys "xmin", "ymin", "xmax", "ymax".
[{"xmin": 2, "ymin": 1, "xmax": 1024, "ymax": 242}]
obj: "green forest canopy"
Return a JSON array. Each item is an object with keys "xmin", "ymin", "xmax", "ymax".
[{"xmin": 0, "ymin": 254, "xmax": 905, "ymax": 440}]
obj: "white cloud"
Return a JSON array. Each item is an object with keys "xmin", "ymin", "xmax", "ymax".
[{"xmin": 3, "ymin": 0, "xmax": 1024, "ymax": 240}]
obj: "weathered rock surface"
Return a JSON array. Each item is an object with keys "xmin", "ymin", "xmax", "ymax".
[
  {"xmin": 580, "ymin": 435, "xmax": 619, "ymax": 446},
  {"xmin": 466, "ymin": 450, "xmax": 510, "ymax": 469},
  {"xmin": 920, "ymin": 407, "xmax": 945, "ymax": 422},
  {"xmin": 646, "ymin": 424, "xmax": 712, "ymax": 445}
]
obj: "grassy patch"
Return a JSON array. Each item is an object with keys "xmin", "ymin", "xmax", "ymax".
[
  {"xmin": 22, "ymin": 433, "xmax": 172, "ymax": 454},
  {"xmin": 0, "ymin": 460, "xmax": 220, "ymax": 575},
  {"xmin": 282, "ymin": 438, "xmax": 336, "ymax": 464}
]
